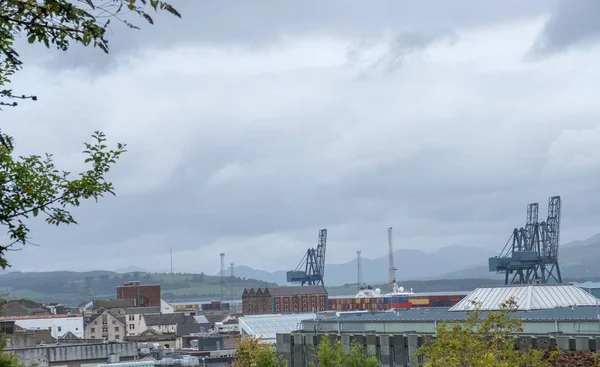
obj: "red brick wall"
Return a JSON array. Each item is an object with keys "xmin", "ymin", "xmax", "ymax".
[{"xmin": 117, "ymin": 285, "xmax": 161, "ymax": 307}]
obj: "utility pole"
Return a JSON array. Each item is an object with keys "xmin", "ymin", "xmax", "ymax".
[
  {"xmin": 356, "ymin": 250, "xmax": 362, "ymax": 289},
  {"xmin": 230, "ymin": 262, "xmax": 235, "ymax": 302},
  {"xmin": 220, "ymin": 253, "xmax": 225, "ymax": 302}
]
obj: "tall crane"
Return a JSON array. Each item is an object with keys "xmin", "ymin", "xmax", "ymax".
[
  {"xmin": 287, "ymin": 229, "xmax": 328, "ymax": 286},
  {"xmin": 489, "ymin": 196, "xmax": 562, "ymax": 285}
]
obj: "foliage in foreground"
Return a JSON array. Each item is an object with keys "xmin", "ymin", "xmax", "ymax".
[
  {"xmin": 0, "ymin": 0, "xmax": 181, "ymax": 106},
  {"xmin": 233, "ymin": 336, "xmax": 287, "ymax": 367},
  {"xmin": 0, "ymin": 131, "xmax": 126, "ymax": 269},
  {"xmin": 417, "ymin": 299, "xmax": 544, "ymax": 367},
  {"xmin": 315, "ymin": 335, "xmax": 379, "ymax": 367}
]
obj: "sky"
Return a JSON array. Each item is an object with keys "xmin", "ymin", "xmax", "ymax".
[{"xmin": 3, "ymin": 0, "xmax": 600, "ymax": 275}]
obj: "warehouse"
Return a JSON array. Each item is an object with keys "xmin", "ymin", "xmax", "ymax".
[
  {"xmin": 241, "ymin": 286, "xmax": 328, "ymax": 315},
  {"xmin": 276, "ymin": 284, "xmax": 600, "ymax": 367}
]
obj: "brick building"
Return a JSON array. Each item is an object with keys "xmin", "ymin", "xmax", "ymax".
[
  {"xmin": 242, "ymin": 286, "xmax": 328, "ymax": 315},
  {"xmin": 116, "ymin": 281, "xmax": 161, "ymax": 307}
]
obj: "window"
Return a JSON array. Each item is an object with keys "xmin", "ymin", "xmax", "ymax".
[
  {"xmin": 115, "ymin": 335, "xmax": 120, "ymax": 339},
  {"xmin": 91, "ymin": 336, "xmax": 95, "ymax": 339},
  {"xmin": 128, "ymin": 315, "xmax": 134, "ymax": 321},
  {"xmin": 94, "ymin": 321, "xmax": 98, "ymax": 325},
  {"xmin": 112, "ymin": 320, "xmax": 116, "ymax": 325},
  {"xmin": 91, "ymin": 328, "xmax": 95, "ymax": 333},
  {"xmin": 58, "ymin": 327, "xmax": 62, "ymax": 332},
  {"xmin": 129, "ymin": 324, "xmax": 135, "ymax": 330},
  {"xmin": 102, "ymin": 327, "xmax": 108, "ymax": 333},
  {"xmin": 114, "ymin": 327, "xmax": 119, "ymax": 332}
]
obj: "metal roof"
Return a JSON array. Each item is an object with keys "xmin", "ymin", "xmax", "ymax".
[
  {"xmin": 300, "ymin": 306, "xmax": 600, "ymax": 324},
  {"xmin": 239, "ymin": 313, "xmax": 311, "ymax": 343},
  {"xmin": 449, "ymin": 284, "xmax": 600, "ymax": 311}
]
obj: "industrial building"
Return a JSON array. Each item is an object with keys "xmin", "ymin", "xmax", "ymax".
[
  {"xmin": 241, "ymin": 286, "xmax": 328, "ymax": 315},
  {"xmin": 276, "ymin": 284, "xmax": 600, "ymax": 367},
  {"xmin": 117, "ymin": 281, "xmax": 162, "ymax": 307}
]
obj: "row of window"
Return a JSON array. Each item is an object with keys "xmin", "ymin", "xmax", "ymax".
[{"xmin": 90, "ymin": 327, "xmax": 119, "ymax": 333}]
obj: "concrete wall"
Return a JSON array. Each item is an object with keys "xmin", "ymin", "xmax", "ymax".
[
  {"xmin": 276, "ymin": 333, "xmax": 600, "ymax": 367},
  {"xmin": 7, "ymin": 342, "xmax": 139, "ymax": 367}
]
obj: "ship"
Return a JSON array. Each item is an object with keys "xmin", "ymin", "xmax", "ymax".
[
  {"xmin": 385, "ymin": 281, "xmax": 415, "ymax": 297},
  {"xmin": 354, "ymin": 281, "xmax": 415, "ymax": 298}
]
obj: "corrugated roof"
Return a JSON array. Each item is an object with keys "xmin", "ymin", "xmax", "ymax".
[
  {"xmin": 449, "ymin": 284, "xmax": 600, "ymax": 311},
  {"xmin": 239, "ymin": 313, "xmax": 310, "ymax": 343}
]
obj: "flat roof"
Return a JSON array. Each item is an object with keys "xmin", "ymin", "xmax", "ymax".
[{"xmin": 304, "ymin": 306, "xmax": 600, "ymax": 323}]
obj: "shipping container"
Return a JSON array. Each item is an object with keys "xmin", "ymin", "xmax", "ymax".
[{"xmin": 408, "ymin": 298, "xmax": 430, "ymax": 305}]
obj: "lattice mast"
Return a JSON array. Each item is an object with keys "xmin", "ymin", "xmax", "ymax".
[
  {"xmin": 388, "ymin": 227, "xmax": 397, "ymax": 288},
  {"xmin": 230, "ymin": 262, "xmax": 235, "ymax": 301},
  {"xmin": 356, "ymin": 250, "xmax": 362, "ymax": 289}
]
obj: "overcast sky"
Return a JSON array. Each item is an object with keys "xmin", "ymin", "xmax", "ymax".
[{"xmin": 3, "ymin": 0, "xmax": 600, "ymax": 275}]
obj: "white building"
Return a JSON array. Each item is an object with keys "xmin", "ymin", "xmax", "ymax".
[
  {"xmin": 1, "ymin": 314, "xmax": 84, "ymax": 339},
  {"xmin": 161, "ymin": 299, "xmax": 174, "ymax": 314}
]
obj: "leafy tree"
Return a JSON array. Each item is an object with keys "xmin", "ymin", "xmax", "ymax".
[
  {"xmin": 417, "ymin": 298, "xmax": 544, "ymax": 367},
  {"xmin": 0, "ymin": 0, "xmax": 180, "ymax": 268},
  {"xmin": 233, "ymin": 335, "xmax": 287, "ymax": 367},
  {"xmin": 0, "ymin": 0, "xmax": 181, "ymax": 106},
  {"xmin": 542, "ymin": 345, "xmax": 600, "ymax": 367},
  {"xmin": 315, "ymin": 335, "xmax": 379, "ymax": 367},
  {"xmin": 0, "ymin": 334, "xmax": 24, "ymax": 367}
]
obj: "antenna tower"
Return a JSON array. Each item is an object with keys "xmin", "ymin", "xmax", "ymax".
[
  {"xmin": 220, "ymin": 253, "xmax": 225, "ymax": 302},
  {"xmin": 388, "ymin": 227, "xmax": 397, "ymax": 288},
  {"xmin": 356, "ymin": 250, "xmax": 362, "ymax": 289}
]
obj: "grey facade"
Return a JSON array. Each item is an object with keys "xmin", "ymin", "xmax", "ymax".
[
  {"xmin": 277, "ymin": 332, "xmax": 600, "ymax": 367},
  {"xmin": 276, "ymin": 307, "xmax": 600, "ymax": 367}
]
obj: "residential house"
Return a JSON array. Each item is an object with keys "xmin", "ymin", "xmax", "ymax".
[
  {"xmin": 1, "ymin": 299, "xmax": 50, "ymax": 317},
  {"xmin": 215, "ymin": 318, "xmax": 239, "ymax": 334},
  {"xmin": 140, "ymin": 313, "xmax": 196, "ymax": 335},
  {"xmin": 125, "ymin": 306, "xmax": 161, "ymax": 337},
  {"xmin": 84, "ymin": 309, "xmax": 126, "ymax": 340},
  {"xmin": 0, "ymin": 314, "xmax": 84, "ymax": 339}
]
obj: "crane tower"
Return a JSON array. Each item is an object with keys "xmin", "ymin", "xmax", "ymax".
[
  {"xmin": 489, "ymin": 196, "xmax": 562, "ymax": 285},
  {"xmin": 287, "ymin": 229, "xmax": 328, "ymax": 286}
]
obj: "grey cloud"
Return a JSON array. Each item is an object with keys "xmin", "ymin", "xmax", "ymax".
[
  {"xmin": 373, "ymin": 29, "xmax": 460, "ymax": 74},
  {"xmin": 16, "ymin": 0, "xmax": 551, "ymax": 73},
  {"xmin": 531, "ymin": 0, "xmax": 600, "ymax": 57},
  {"xmin": 5, "ymin": 2, "xmax": 600, "ymax": 275}
]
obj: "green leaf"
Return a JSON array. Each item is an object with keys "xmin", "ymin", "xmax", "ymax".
[
  {"xmin": 27, "ymin": 35, "xmax": 36, "ymax": 44},
  {"xmin": 33, "ymin": 208, "xmax": 39, "ymax": 217}
]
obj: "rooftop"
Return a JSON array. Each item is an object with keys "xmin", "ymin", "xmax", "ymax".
[
  {"xmin": 303, "ymin": 306, "xmax": 600, "ymax": 324},
  {"xmin": 93, "ymin": 299, "xmax": 135, "ymax": 309},
  {"xmin": 0, "ymin": 314, "xmax": 81, "ymax": 321},
  {"xmin": 126, "ymin": 306, "xmax": 161, "ymax": 315},
  {"xmin": 269, "ymin": 286, "xmax": 327, "ymax": 296},
  {"xmin": 239, "ymin": 313, "xmax": 310, "ymax": 343},
  {"xmin": 449, "ymin": 284, "xmax": 600, "ymax": 311}
]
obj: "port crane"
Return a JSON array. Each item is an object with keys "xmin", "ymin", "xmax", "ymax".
[
  {"xmin": 489, "ymin": 196, "xmax": 562, "ymax": 285},
  {"xmin": 286, "ymin": 229, "xmax": 327, "ymax": 286}
]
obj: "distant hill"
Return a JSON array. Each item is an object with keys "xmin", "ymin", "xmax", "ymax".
[
  {"xmin": 225, "ymin": 246, "xmax": 497, "ymax": 286},
  {"xmin": 441, "ymin": 233, "xmax": 600, "ymax": 279},
  {"xmin": 0, "ymin": 270, "xmax": 276, "ymax": 305}
]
